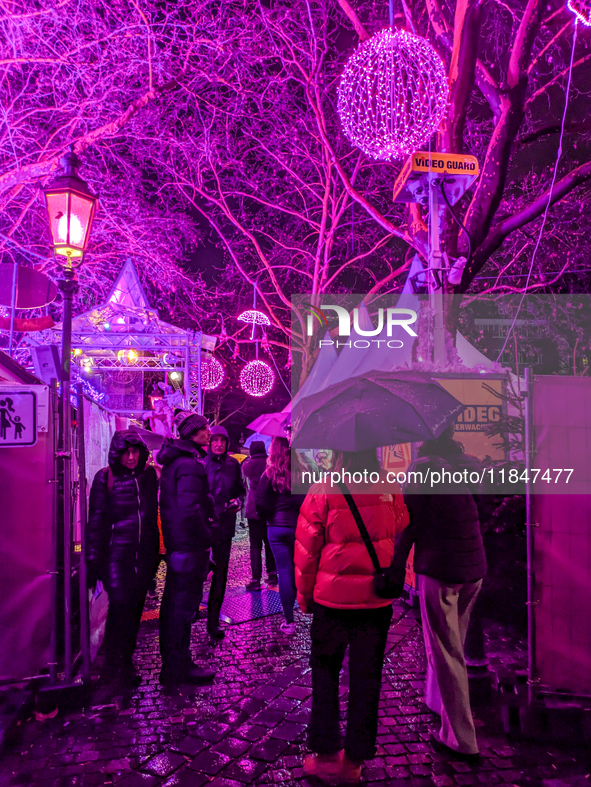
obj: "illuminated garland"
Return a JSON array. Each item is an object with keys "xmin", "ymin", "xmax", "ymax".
[
  {"xmin": 239, "ymin": 359, "xmax": 274, "ymax": 397},
  {"xmin": 70, "ymin": 373, "xmax": 107, "ymax": 405},
  {"xmin": 337, "ymin": 28, "xmax": 449, "ymax": 161}
]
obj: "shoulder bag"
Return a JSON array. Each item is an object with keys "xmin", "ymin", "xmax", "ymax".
[{"xmin": 337, "ymin": 481, "xmax": 405, "ymax": 600}]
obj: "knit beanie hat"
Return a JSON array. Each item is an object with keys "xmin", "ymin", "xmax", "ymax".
[{"xmin": 174, "ymin": 411, "xmax": 209, "ymax": 439}]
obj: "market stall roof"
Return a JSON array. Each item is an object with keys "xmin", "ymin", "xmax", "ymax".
[
  {"xmin": 25, "ymin": 260, "xmax": 216, "ymax": 414},
  {"xmin": 0, "ymin": 349, "xmax": 44, "ymax": 385}
]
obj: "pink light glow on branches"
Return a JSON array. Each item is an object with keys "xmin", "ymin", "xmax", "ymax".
[
  {"xmin": 337, "ymin": 29, "xmax": 449, "ymax": 161},
  {"xmin": 239, "ymin": 360, "xmax": 274, "ymax": 397}
]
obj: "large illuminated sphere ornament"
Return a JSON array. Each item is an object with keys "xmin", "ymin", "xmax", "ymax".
[
  {"xmin": 201, "ymin": 355, "xmax": 225, "ymax": 391},
  {"xmin": 337, "ymin": 29, "xmax": 449, "ymax": 161},
  {"xmin": 240, "ymin": 360, "xmax": 275, "ymax": 397}
]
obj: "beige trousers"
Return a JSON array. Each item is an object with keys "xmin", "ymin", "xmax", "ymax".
[{"xmin": 418, "ymin": 574, "xmax": 483, "ymax": 755}]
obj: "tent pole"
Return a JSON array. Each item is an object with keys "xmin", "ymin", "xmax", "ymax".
[
  {"xmin": 524, "ymin": 366, "xmax": 536, "ymax": 705},
  {"xmin": 8, "ymin": 262, "xmax": 18, "ymax": 358},
  {"xmin": 428, "ymin": 179, "xmax": 445, "ymax": 365}
]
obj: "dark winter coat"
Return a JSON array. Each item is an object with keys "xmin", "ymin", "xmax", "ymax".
[
  {"xmin": 255, "ymin": 473, "xmax": 305, "ymax": 530},
  {"xmin": 87, "ymin": 430, "xmax": 159, "ymax": 603},
  {"xmin": 392, "ymin": 437, "xmax": 487, "ymax": 585},
  {"xmin": 157, "ymin": 438, "xmax": 215, "ymax": 552},
  {"xmin": 242, "ymin": 442, "xmax": 268, "ymax": 520},
  {"xmin": 205, "ymin": 425, "xmax": 246, "ymax": 538}
]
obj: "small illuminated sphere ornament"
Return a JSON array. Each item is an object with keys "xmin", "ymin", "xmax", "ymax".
[
  {"xmin": 237, "ymin": 309, "xmax": 271, "ymax": 326},
  {"xmin": 240, "ymin": 360, "xmax": 275, "ymax": 397},
  {"xmin": 337, "ymin": 28, "xmax": 449, "ymax": 161},
  {"xmin": 568, "ymin": 0, "xmax": 591, "ymax": 25},
  {"xmin": 169, "ymin": 370, "xmax": 183, "ymax": 383},
  {"xmin": 117, "ymin": 348, "xmax": 139, "ymax": 365},
  {"xmin": 201, "ymin": 355, "xmax": 225, "ymax": 391}
]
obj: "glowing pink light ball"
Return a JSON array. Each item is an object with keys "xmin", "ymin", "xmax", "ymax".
[
  {"xmin": 240, "ymin": 360, "xmax": 275, "ymax": 397},
  {"xmin": 201, "ymin": 355, "xmax": 224, "ymax": 391},
  {"xmin": 338, "ymin": 28, "xmax": 449, "ymax": 161}
]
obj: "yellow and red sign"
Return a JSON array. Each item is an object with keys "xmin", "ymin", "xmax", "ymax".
[{"xmin": 393, "ymin": 151, "xmax": 479, "ymax": 206}]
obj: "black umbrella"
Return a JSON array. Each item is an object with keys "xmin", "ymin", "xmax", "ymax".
[{"xmin": 291, "ymin": 371, "xmax": 464, "ymax": 451}]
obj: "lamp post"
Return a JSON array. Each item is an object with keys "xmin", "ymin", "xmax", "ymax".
[{"xmin": 43, "ymin": 145, "xmax": 97, "ymax": 684}]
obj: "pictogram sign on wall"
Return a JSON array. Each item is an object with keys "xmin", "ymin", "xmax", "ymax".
[{"xmin": 0, "ymin": 389, "xmax": 37, "ymax": 447}]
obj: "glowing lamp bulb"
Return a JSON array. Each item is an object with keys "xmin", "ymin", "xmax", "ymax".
[
  {"xmin": 170, "ymin": 371, "xmax": 182, "ymax": 382},
  {"xmin": 117, "ymin": 348, "xmax": 139, "ymax": 365},
  {"xmin": 57, "ymin": 213, "xmax": 84, "ymax": 245}
]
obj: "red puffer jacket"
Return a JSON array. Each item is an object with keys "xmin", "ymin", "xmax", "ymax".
[{"xmin": 295, "ymin": 482, "xmax": 409, "ymax": 611}]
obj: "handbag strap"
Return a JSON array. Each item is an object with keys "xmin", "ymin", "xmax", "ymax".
[{"xmin": 337, "ymin": 481, "xmax": 382, "ymax": 574}]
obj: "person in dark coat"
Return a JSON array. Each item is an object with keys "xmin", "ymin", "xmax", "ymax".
[
  {"xmin": 156, "ymin": 412, "xmax": 216, "ymax": 685},
  {"xmin": 255, "ymin": 437, "xmax": 305, "ymax": 635},
  {"xmin": 204, "ymin": 425, "xmax": 245, "ymax": 640},
  {"xmin": 242, "ymin": 441, "xmax": 277, "ymax": 591},
  {"xmin": 391, "ymin": 425, "xmax": 487, "ymax": 761},
  {"xmin": 87, "ymin": 430, "xmax": 159, "ymax": 684}
]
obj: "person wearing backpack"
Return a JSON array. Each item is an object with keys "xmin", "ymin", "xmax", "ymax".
[
  {"xmin": 295, "ymin": 448, "xmax": 409, "ymax": 784},
  {"xmin": 391, "ymin": 425, "xmax": 487, "ymax": 762},
  {"xmin": 87, "ymin": 430, "xmax": 159, "ymax": 686}
]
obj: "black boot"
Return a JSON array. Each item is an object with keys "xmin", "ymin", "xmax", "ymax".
[
  {"xmin": 120, "ymin": 660, "xmax": 142, "ymax": 688},
  {"xmin": 207, "ymin": 626, "xmax": 226, "ymax": 641}
]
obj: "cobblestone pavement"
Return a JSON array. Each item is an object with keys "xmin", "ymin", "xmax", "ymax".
[{"xmin": 1, "ymin": 530, "xmax": 588, "ymax": 787}]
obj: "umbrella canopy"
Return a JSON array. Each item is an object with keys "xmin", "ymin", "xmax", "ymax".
[
  {"xmin": 247, "ymin": 405, "xmax": 291, "ymax": 438},
  {"xmin": 243, "ymin": 432, "xmax": 272, "ymax": 451},
  {"xmin": 291, "ymin": 370, "xmax": 464, "ymax": 451}
]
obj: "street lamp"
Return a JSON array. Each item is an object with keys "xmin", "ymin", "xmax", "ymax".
[
  {"xmin": 43, "ymin": 145, "xmax": 98, "ymax": 381},
  {"xmin": 42, "ymin": 145, "xmax": 97, "ymax": 685},
  {"xmin": 43, "ymin": 145, "xmax": 97, "ymax": 263}
]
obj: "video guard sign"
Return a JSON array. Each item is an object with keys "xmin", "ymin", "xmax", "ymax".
[{"xmin": 0, "ymin": 389, "xmax": 37, "ymax": 447}]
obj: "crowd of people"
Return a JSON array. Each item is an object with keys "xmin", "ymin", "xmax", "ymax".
[{"xmin": 86, "ymin": 413, "xmax": 488, "ymax": 784}]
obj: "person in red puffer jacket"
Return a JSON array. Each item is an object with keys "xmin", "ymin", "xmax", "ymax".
[{"xmin": 295, "ymin": 448, "xmax": 409, "ymax": 784}]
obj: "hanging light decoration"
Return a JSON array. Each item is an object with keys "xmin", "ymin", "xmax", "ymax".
[
  {"xmin": 201, "ymin": 354, "xmax": 225, "ymax": 390},
  {"xmin": 116, "ymin": 348, "xmax": 139, "ymax": 365},
  {"xmin": 240, "ymin": 359, "xmax": 275, "ymax": 397},
  {"xmin": 337, "ymin": 28, "xmax": 449, "ymax": 161},
  {"xmin": 237, "ymin": 309, "xmax": 271, "ymax": 326},
  {"xmin": 568, "ymin": 0, "xmax": 591, "ymax": 25}
]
